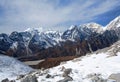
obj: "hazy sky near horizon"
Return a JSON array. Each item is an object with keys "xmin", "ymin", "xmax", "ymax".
[{"xmin": 0, "ymin": 0, "xmax": 120, "ymax": 33}]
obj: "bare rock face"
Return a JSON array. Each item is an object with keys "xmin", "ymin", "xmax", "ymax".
[
  {"xmin": 108, "ymin": 73, "xmax": 120, "ymax": 82},
  {"xmin": 91, "ymin": 76, "xmax": 107, "ymax": 82},
  {"xmin": 58, "ymin": 68, "xmax": 73, "ymax": 82},
  {"xmin": 87, "ymin": 73, "xmax": 107, "ymax": 82},
  {"xmin": 107, "ymin": 41, "xmax": 120, "ymax": 57},
  {"xmin": 20, "ymin": 74, "xmax": 38, "ymax": 82},
  {"xmin": 16, "ymin": 75, "xmax": 25, "ymax": 80},
  {"xmin": 46, "ymin": 74, "xmax": 52, "ymax": 78}
]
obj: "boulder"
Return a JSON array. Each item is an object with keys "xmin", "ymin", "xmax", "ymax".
[
  {"xmin": 91, "ymin": 76, "xmax": 107, "ymax": 82},
  {"xmin": 58, "ymin": 76, "xmax": 73, "ymax": 82},
  {"xmin": 20, "ymin": 74, "xmax": 38, "ymax": 82},
  {"xmin": 46, "ymin": 74, "xmax": 52, "ymax": 78},
  {"xmin": 62, "ymin": 68, "xmax": 72, "ymax": 77},
  {"xmin": 17, "ymin": 75, "xmax": 25, "ymax": 80},
  {"xmin": 108, "ymin": 73, "xmax": 120, "ymax": 82},
  {"xmin": 87, "ymin": 73, "xmax": 107, "ymax": 82}
]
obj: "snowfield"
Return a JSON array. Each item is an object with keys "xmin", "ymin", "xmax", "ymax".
[
  {"xmin": 0, "ymin": 55, "xmax": 33, "ymax": 81},
  {"xmin": 36, "ymin": 52, "xmax": 120, "ymax": 82}
]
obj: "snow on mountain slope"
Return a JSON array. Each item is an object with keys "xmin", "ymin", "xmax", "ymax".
[
  {"xmin": 25, "ymin": 27, "xmax": 43, "ymax": 35},
  {"xmin": 36, "ymin": 54, "xmax": 120, "ymax": 82},
  {"xmin": 25, "ymin": 23, "xmax": 103, "ymax": 42},
  {"xmin": 62, "ymin": 25, "xmax": 81, "ymax": 41},
  {"xmin": 62, "ymin": 23, "xmax": 103, "ymax": 41},
  {"xmin": 1, "ymin": 16, "xmax": 119, "ymax": 58},
  {"xmin": 20, "ymin": 41, "xmax": 120, "ymax": 82},
  {"xmin": 0, "ymin": 54, "xmax": 33, "ymax": 81},
  {"xmin": 81, "ymin": 22, "xmax": 104, "ymax": 33},
  {"xmin": 25, "ymin": 28, "xmax": 63, "ymax": 48},
  {"xmin": 44, "ymin": 30, "xmax": 64, "ymax": 43},
  {"xmin": 106, "ymin": 16, "xmax": 120, "ymax": 30}
]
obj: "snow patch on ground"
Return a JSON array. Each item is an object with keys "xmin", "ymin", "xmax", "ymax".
[
  {"xmin": 36, "ymin": 52, "xmax": 120, "ymax": 82},
  {"xmin": 0, "ymin": 55, "xmax": 33, "ymax": 81}
]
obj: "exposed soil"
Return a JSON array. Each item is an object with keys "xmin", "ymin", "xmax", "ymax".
[{"xmin": 30, "ymin": 56, "xmax": 78, "ymax": 69}]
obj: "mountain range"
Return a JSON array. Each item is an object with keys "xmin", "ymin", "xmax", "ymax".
[{"xmin": 0, "ymin": 16, "xmax": 120, "ymax": 61}]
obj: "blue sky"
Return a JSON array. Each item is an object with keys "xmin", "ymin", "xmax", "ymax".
[{"xmin": 0, "ymin": 0, "xmax": 120, "ymax": 33}]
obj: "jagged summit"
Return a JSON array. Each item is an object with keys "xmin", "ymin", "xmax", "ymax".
[
  {"xmin": 68, "ymin": 25, "xmax": 78, "ymax": 30},
  {"xmin": 45, "ymin": 30, "xmax": 58, "ymax": 34},
  {"xmin": 25, "ymin": 27, "xmax": 43, "ymax": 32},
  {"xmin": 80, "ymin": 22, "xmax": 103, "ymax": 33},
  {"xmin": 25, "ymin": 27, "xmax": 43, "ymax": 35},
  {"xmin": 23, "ymin": 16, "xmax": 120, "ymax": 34},
  {"xmin": 83, "ymin": 22, "xmax": 103, "ymax": 29},
  {"xmin": 106, "ymin": 16, "xmax": 120, "ymax": 30}
]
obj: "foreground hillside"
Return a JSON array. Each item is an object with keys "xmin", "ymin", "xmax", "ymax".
[
  {"xmin": 36, "ymin": 42, "xmax": 120, "ymax": 82},
  {"xmin": 0, "ymin": 55, "xmax": 33, "ymax": 81},
  {"xmin": 36, "ymin": 53, "xmax": 120, "ymax": 82},
  {"xmin": 13, "ymin": 41, "xmax": 120, "ymax": 82},
  {"xmin": 0, "ymin": 37, "xmax": 120, "ymax": 82}
]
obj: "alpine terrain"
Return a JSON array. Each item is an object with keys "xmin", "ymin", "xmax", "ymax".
[{"xmin": 0, "ymin": 16, "xmax": 120, "ymax": 82}]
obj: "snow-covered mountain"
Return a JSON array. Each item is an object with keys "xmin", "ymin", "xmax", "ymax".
[
  {"xmin": 25, "ymin": 23, "xmax": 103, "ymax": 42},
  {"xmin": 106, "ymin": 16, "xmax": 120, "ymax": 38},
  {"xmin": 25, "ymin": 27, "xmax": 43, "ymax": 35},
  {"xmin": 0, "ymin": 33, "xmax": 13, "ymax": 54},
  {"xmin": 62, "ymin": 25, "xmax": 85, "ymax": 41},
  {"xmin": 61, "ymin": 23, "xmax": 103, "ymax": 41},
  {"xmin": 0, "ymin": 16, "xmax": 120, "ymax": 59},
  {"xmin": 81, "ymin": 22, "xmax": 103, "ymax": 33},
  {"xmin": 106, "ymin": 16, "xmax": 120, "ymax": 30},
  {"xmin": 15, "ymin": 40, "xmax": 120, "ymax": 82},
  {"xmin": 0, "ymin": 54, "xmax": 33, "ymax": 81}
]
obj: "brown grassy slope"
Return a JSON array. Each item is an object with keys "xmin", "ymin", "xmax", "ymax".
[{"xmin": 30, "ymin": 56, "xmax": 78, "ymax": 69}]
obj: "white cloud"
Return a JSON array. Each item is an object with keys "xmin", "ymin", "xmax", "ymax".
[{"xmin": 0, "ymin": 0, "xmax": 119, "ymax": 33}]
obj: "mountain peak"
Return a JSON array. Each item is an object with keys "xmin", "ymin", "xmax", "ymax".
[
  {"xmin": 113, "ymin": 16, "xmax": 120, "ymax": 21},
  {"xmin": 45, "ymin": 30, "xmax": 58, "ymax": 34},
  {"xmin": 80, "ymin": 22, "xmax": 103, "ymax": 33},
  {"xmin": 82, "ymin": 22, "xmax": 103, "ymax": 29},
  {"xmin": 68, "ymin": 25, "xmax": 77, "ymax": 30},
  {"xmin": 25, "ymin": 27, "xmax": 43, "ymax": 32},
  {"xmin": 106, "ymin": 16, "xmax": 120, "ymax": 30},
  {"xmin": 25, "ymin": 27, "xmax": 43, "ymax": 35}
]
